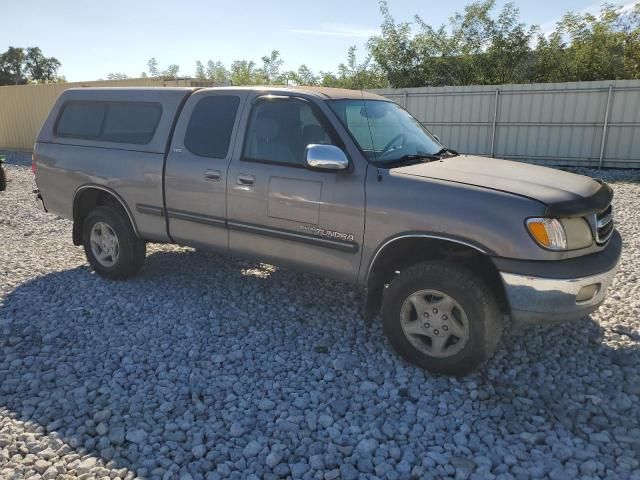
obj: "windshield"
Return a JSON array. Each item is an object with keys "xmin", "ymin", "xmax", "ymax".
[{"xmin": 328, "ymin": 99, "xmax": 444, "ymax": 164}]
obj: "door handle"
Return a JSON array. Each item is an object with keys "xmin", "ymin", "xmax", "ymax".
[
  {"xmin": 204, "ymin": 169, "xmax": 221, "ymax": 181},
  {"xmin": 237, "ymin": 174, "xmax": 255, "ymax": 186}
]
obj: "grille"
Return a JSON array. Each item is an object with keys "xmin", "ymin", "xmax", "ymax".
[{"xmin": 595, "ymin": 205, "xmax": 614, "ymax": 244}]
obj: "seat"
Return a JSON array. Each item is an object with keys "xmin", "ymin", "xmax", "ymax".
[{"xmin": 251, "ymin": 116, "xmax": 296, "ymax": 164}]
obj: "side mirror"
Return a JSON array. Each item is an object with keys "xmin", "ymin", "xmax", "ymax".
[
  {"xmin": 433, "ymin": 134, "xmax": 441, "ymax": 143},
  {"xmin": 305, "ymin": 144, "xmax": 349, "ymax": 171}
]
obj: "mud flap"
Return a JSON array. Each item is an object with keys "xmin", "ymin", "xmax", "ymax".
[{"xmin": 363, "ymin": 272, "xmax": 384, "ymax": 326}]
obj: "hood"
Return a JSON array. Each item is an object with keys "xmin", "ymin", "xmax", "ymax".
[{"xmin": 393, "ymin": 155, "xmax": 601, "ymax": 206}]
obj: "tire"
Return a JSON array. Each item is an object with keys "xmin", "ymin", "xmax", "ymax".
[
  {"xmin": 382, "ymin": 261, "xmax": 502, "ymax": 376},
  {"xmin": 82, "ymin": 206, "xmax": 146, "ymax": 279},
  {"xmin": 0, "ymin": 166, "xmax": 6, "ymax": 192}
]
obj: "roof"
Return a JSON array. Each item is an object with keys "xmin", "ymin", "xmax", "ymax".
[
  {"xmin": 61, "ymin": 85, "xmax": 389, "ymax": 101},
  {"xmin": 289, "ymin": 86, "xmax": 388, "ymax": 100}
]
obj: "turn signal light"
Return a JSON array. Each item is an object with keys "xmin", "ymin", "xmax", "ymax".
[{"xmin": 526, "ymin": 218, "xmax": 567, "ymax": 250}]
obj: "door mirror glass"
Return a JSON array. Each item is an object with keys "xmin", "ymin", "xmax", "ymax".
[{"xmin": 305, "ymin": 144, "xmax": 349, "ymax": 171}]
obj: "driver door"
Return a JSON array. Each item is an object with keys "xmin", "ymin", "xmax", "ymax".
[{"xmin": 226, "ymin": 94, "xmax": 366, "ymax": 282}]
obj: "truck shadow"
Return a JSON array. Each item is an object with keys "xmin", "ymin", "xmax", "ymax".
[{"xmin": 1, "ymin": 248, "xmax": 638, "ymax": 477}]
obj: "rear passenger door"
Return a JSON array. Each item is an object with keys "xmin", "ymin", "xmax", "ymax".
[{"xmin": 165, "ymin": 90, "xmax": 247, "ymax": 251}]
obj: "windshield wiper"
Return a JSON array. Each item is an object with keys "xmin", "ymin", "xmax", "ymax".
[
  {"xmin": 375, "ymin": 153, "xmax": 440, "ymax": 168},
  {"xmin": 434, "ymin": 147, "xmax": 458, "ymax": 157}
]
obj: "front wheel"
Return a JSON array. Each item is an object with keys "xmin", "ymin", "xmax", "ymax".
[
  {"xmin": 382, "ymin": 261, "xmax": 502, "ymax": 376},
  {"xmin": 82, "ymin": 206, "xmax": 146, "ymax": 279}
]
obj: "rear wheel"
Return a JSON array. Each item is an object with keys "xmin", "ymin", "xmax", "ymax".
[
  {"xmin": 82, "ymin": 206, "xmax": 146, "ymax": 279},
  {"xmin": 382, "ymin": 261, "xmax": 502, "ymax": 376}
]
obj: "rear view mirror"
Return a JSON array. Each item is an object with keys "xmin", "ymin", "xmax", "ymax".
[{"xmin": 305, "ymin": 144, "xmax": 349, "ymax": 171}]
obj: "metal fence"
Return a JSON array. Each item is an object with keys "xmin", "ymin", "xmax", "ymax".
[
  {"xmin": 2, "ymin": 79, "xmax": 639, "ymax": 167},
  {"xmin": 372, "ymin": 80, "xmax": 640, "ymax": 169},
  {"xmin": 0, "ymin": 78, "xmax": 214, "ymax": 151}
]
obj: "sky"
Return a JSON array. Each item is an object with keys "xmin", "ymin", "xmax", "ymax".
[{"xmin": 1, "ymin": 0, "xmax": 636, "ymax": 82}]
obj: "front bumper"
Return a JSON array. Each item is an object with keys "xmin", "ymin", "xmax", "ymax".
[{"xmin": 497, "ymin": 230, "xmax": 622, "ymax": 323}]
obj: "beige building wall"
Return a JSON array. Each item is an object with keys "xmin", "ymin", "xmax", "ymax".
[{"xmin": 0, "ymin": 78, "xmax": 197, "ymax": 151}]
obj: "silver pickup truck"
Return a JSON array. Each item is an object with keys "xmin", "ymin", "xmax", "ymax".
[{"xmin": 33, "ymin": 86, "xmax": 621, "ymax": 375}]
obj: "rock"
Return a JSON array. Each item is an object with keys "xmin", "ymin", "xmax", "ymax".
[
  {"xmin": 109, "ymin": 426, "xmax": 125, "ymax": 446},
  {"xmin": 125, "ymin": 429, "xmax": 147, "ymax": 444},
  {"xmin": 356, "ymin": 438, "xmax": 379, "ymax": 457},
  {"xmin": 258, "ymin": 399, "xmax": 276, "ymax": 411},
  {"xmin": 76, "ymin": 457, "xmax": 98, "ymax": 475},
  {"xmin": 95, "ymin": 422, "xmax": 108, "ymax": 436},
  {"xmin": 34, "ymin": 459, "xmax": 50, "ymax": 473},
  {"xmin": 318, "ymin": 414, "xmax": 333, "ymax": 428},
  {"xmin": 192, "ymin": 445, "xmax": 206, "ymax": 459},
  {"xmin": 339, "ymin": 463, "xmax": 359, "ymax": 480},
  {"xmin": 243, "ymin": 441, "xmax": 262, "ymax": 458},
  {"xmin": 266, "ymin": 450, "xmax": 283, "ymax": 468},
  {"xmin": 290, "ymin": 462, "xmax": 309, "ymax": 477}
]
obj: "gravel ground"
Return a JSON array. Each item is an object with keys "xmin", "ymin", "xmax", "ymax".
[{"xmin": 1, "ymin": 151, "xmax": 640, "ymax": 480}]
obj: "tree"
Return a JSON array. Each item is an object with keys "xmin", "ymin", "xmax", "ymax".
[
  {"xmin": 24, "ymin": 47, "xmax": 61, "ymax": 83},
  {"xmin": 162, "ymin": 64, "xmax": 180, "ymax": 80},
  {"xmin": 230, "ymin": 60, "xmax": 257, "ymax": 85},
  {"xmin": 368, "ymin": 2, "xmax": 422, "ymax": 88},
  {"xmin": 369, "ymin": 0, "xmax": 537, "ymax": 87},
  {"xmin": 0, "ymin": 47, "xmax": 26, "ymax": 85},
  {"xmin": 530, "ymin": 3, "xmax": 640, "ymax": 83},
  {"xmin": 333, "ymin": 46, "xmax": 387, "ymax": 89},
  {"xmin": 0, "ymin": 46, "xmax": 61, "ymax": 85},
  {"xmin": 195, "ymin": 60, "xmax": 206, "ymax": 80},
  {"xmin": 206, "ymin": 60, "xmax": 229, "ymax": 84},
  {"xmin": 147, "ymin": 57, "xmax": 159, "ymax": 77},
  {"xmin": 297, "ymin": 64, "xmax": 318, "ymax": 85},
  {"xmin": 260, "ymin": 50, "xmax": 284, "ymax": 84}
]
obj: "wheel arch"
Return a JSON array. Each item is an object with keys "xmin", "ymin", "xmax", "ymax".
[
  {"xmin": 72, "ymin": 185, "xmax": 139, "ymax": 245},
  {"xmin": 363, "ymin": 233, "xmax": 508, "ymax": 322}
]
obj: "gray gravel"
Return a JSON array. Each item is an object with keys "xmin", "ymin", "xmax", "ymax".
[{"xmin": 1, "ymin": 151, "xmax": 640, "ymax": 480}]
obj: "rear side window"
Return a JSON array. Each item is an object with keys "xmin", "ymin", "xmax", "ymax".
[
  {"xmin": 184, "ymin": 95, "xmax": 240, "ymax": 158},
  {"xmin": 101, "ymin": 103, "xmax": 162, "ymax": 144},
  {"xmin": 55, "ymin": 101, "xmax": 162, "ymax": 145},
  {"xmin": 56, "ymin": 102, "xmax": 106, "ymax": 139}
]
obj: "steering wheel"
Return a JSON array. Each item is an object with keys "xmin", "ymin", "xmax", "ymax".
[{"xmin": 381, "ymin": 134, "xmax": 406, "ymax": 156}]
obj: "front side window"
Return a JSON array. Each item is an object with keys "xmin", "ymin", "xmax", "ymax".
[
  {"xmin": 328, "ymin": 100, "xmax": 443, "ymax": 165},
  {"xmin": 184, "ymin": 95, "xmax": 240, "ymax": 158},
  {"xmin": 55, "ymin": 101, "xmax": 161, "ymax": 145},
  {"xmin": 243, "ymin": 97, "xmax": 336, "ymax": 167}
]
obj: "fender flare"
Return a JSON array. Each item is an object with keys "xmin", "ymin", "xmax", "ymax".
[
  {"xmin": 72, "ymin": 185, "xmax": 139, "ymax": 240},
  {"xmin": 364, "ymin": 232, "xmax": 492, "ymax": 287}
]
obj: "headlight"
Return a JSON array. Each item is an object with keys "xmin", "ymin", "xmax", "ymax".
[
  {"xmin": 526, "ymin": 217, "xmax": 593, "ymax": 251},
  {"xmin": 561, "ymin": 217, "xmax": 593, "ymax": 249}
]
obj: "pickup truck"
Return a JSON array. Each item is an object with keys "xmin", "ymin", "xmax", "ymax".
[{"xmin": 33, "ymin": 86, "xmax": 621, "ymax": 375}]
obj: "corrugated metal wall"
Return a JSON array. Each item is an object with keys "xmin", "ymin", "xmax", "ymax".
[
  {"xmin": 0, "ymin": 78, "xmax": 198, "ymax": 151},
  {"xmin": 372, "ymin": 80, "xmax": 640, "ymax": 168}
]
